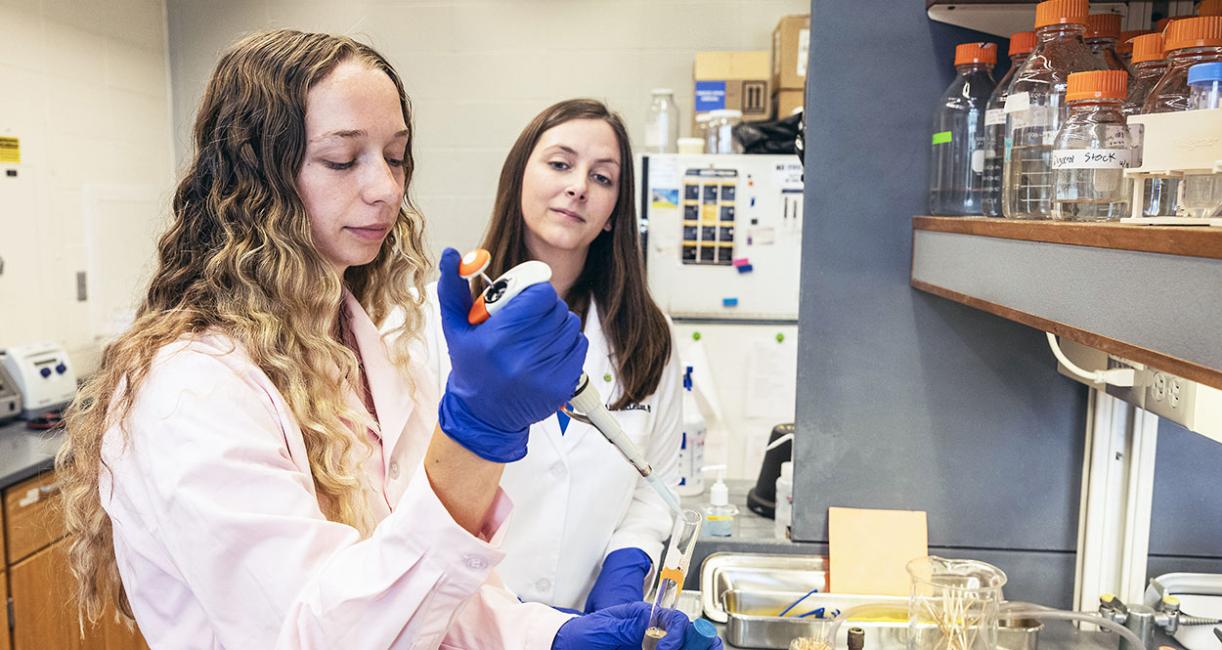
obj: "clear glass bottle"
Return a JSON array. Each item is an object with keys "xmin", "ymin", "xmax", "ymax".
[
  {"xmin": 982, "ymin": 32, "xmax": 1035, "ymax": 216},
  {"xmin": 928, "ymin": 42, "xmax": 997, "ymax": 215},
  {"xmin": 1085, "ymin": 13, "xmax": 1135, "ymax": 76},
  {"xmin": 1139, "ymin": 17, "xmax": 1222, "ymax": 216},
  {"xmin": 1052, "ymin": 70, "xmax": 1133, "ymax": 221},
  {"xmin": 645, "ymin": 88, "xmax": 680, "ymax": 154},
  {"xmin": 1179, "ymin": 61, "xmax": 1222, "ymax": 218},
  {"xmin": 1124, "ymin": 33, "xmax": 1168, "ymax": 115},
  {"xmin": 1003, "ymin": 0, "xmax": 1103, "ymax": 220},
  {"xmin": 707, "ymin": 109, "xmax": 742, "ymax": 154}
]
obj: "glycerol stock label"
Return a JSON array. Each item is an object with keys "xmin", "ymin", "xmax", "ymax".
[{"xmin": 1051, "ymin": 149, "xmax": 1134, "ymax": 170}]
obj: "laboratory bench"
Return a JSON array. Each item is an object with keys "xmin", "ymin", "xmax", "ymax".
[{"xmin": 0, "ymin": 420, "xmax": 147, "ymax": 649}]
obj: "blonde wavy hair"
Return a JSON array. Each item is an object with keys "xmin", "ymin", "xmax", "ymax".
[{"xmin": 54, "ymin": 30, "xmax": 429, "ymax": 622}]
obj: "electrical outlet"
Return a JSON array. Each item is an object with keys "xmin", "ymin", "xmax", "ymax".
[{"xmin": 1144, "ymin": 370, "xmax": 1195, "ymax": 421}]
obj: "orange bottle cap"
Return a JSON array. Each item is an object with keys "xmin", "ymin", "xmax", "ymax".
[
  {"xmin": 1130, "ymin": 33, "xmax": 1166, "ymax": 62},
  {"xmin": 1009, "ymin": 31, "xmax": 1037, "ymax": 56},
  {"xmin": 1118, "ymin": 30, "xmax": 1153, "ymax": 54},
  {"xmin": 1086, "ymin": 13, "xmax": 1123, "ymax": 39},
  {"xmin": 954, "ymin": 42, "xmax": 997, "ymax": 66},
  {"xmin": 1199, "ymin": 0, "xmax": 1222, "ymax": 17},
  {"xmin": 1164, "ymin": 15, "xmax": 1222, "ymax": 51},
  {"xmin": 1034, "ymin": 0, "xmax": 1089, "ymax": 29},
  {"xmin": 1156, "ymin": 17, "xmax": 1176, "ymax": 35},
  {"xmin": 1066, "ymin": 70, "xmax": 1129, "ymax": 101}
]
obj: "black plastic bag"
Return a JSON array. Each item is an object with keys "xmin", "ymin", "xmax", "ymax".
[{"xmin": 733, "ymin": 111, "xmax": 803, "ymax": 155}]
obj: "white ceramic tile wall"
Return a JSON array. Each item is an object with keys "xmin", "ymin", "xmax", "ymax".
[
  {"xmin": 0, "ymin": 0, "xmax": 175, "ymax": 374},
  {"xmin": 165, "ymin": 0, "xmax": 809, "ymax": 256}
]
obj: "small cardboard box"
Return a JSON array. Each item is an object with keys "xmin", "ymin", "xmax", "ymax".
[
  {"xmin": 772, "ymin": 14, "xmax": 810, "ymax": 90},
  {"xmin": 775, "ymin": 89, "xmax": 804, "ymax": 118},
  {"xmin": 693, "ymin": 50, "xmax": 773, "ymax": 128}
]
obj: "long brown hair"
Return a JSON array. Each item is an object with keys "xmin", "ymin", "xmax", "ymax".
[
  {"xmin": 55, "ymin": 30, "xmax": 429, "ymax": 622},
  {"xmin": 478, "ymin": 98, "xmax": 671, "ymax": 409}
]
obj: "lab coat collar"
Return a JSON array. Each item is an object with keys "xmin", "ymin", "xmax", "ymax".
[{"xmin": 342, "ymin": 290, "xmax": 414, "ymax": 461}]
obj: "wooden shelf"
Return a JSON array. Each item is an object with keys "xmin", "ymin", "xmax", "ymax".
[
  {"xmin": 926, "ymin": 2, "xmax": 1137, "ymax": 38},
  {"xmin": 910, "ymin": 216, "xmax": 1222, "ymax": 390}
]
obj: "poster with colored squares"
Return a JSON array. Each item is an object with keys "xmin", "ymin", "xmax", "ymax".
[{"xmin": 680, "ymin": 167, "xmax": 736, "ymax": 266}]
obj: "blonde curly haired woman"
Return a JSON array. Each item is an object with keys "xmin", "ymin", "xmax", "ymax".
[{"xmin": 55, "ymin": 30, "xmax": 705, "ymax": 650}]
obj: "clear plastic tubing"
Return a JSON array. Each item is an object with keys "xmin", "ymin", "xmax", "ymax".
[
  {"xmin": 928, "ymin": 42, "xmax": 997, "ymax": 216},
  {"xmin": 982, "ymin": 32, "xmax": 1035, "ymax": 217},
  {"xmin": 1002, "ymin": 0, "xmax": 1102, "ymax": 220},
  {"xmin": 1138, "ymin": 16, "xmax": 1222, "ymax": 217},
  {"xmin": 643, "ymin": 509, "xmax": 703, "ymax": 649},
  {"xmin": 1051, "ymin": 70, "xmax": 1133, "ymax": 221}
]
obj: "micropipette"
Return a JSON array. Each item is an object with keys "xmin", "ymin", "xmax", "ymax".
[{"xmin": 462, "ymin": 250, "xmax": 682, "ymax": 516}]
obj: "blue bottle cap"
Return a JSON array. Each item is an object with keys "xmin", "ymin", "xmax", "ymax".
[
  {"xmin": 1187, "ymin": 62, "xmax": 1222, "ymax": 86},
  {"xmin": 683, "ymin": 618, "xmax": 719, "ymax": 650}
]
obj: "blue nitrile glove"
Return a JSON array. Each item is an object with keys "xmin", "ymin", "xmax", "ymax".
[
  {"xmin": 584, "ymin": 548, "xmax": 653, "ymax": 613},
  {"xmin": 436, "ymin": 247, "xmax": 587, "ymax": 462},
  {"xmin": 551, "ymin": 602, "xmax": 723, "ymax": 650}
]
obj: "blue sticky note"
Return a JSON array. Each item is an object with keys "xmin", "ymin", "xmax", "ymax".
[
  {"xmin": 722, "ymin": 297, "xmax": 739, "ymax": 307},
  {"xmin": 695, "ymin": 80, "xmax": 727, "ymax": 112}
]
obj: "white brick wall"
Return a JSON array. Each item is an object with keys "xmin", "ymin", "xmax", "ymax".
[
  {"xmin": 0, "ymin": 0, "xmax": 174, "ymax": 373},
  {"xmin": 166, "ymin": 0, "xmax": 809, "ymax": 256}
]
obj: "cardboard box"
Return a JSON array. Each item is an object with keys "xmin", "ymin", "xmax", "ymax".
[
  {"xmin": 772, "ymin": 14, "xmax": 810, "ymax": 90},
  {"xmin": 775, "ymin": 89, "xmax": 804, "ymax": 118},
  {"xmin": 693, "ymin": 50, "xmax": 773, "ymax": 128}
]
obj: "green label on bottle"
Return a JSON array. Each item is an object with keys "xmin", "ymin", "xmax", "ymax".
[{"xmin": 931, "ymin": 131, "xmax": 953, "ymax": 145}]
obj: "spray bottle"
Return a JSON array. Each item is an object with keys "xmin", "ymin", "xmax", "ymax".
[{"xmin": 676, "ymin": 366, "xmax": 706, "ymax": 497}]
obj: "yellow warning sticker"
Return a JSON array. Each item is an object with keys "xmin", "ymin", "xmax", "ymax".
[{"xmin": 0, "ymin": 137, "xmax": 19, "ymax": 164}]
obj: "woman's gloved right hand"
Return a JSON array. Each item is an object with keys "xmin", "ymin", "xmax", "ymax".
[
  {"xmin": 435, "ymin": 247, "xmax": 588, "ymax": 463},
  {"xmin": 551, "ymin": 602, "xmax": 721, "ymax": 650}
]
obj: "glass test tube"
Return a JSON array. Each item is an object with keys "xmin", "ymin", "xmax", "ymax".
[{"xmin": 643, "ymin": 508, "xmax": 703, "ymax": 650}]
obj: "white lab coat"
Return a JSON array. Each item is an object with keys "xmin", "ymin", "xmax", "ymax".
[{"xmin": 420, "ymin": 283, "xmax": 682, "ymax": 611}]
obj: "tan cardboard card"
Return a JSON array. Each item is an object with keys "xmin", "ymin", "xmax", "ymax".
[{"xmin": 828, "ymin": 507, "xmax": 928, "ymax": 596}]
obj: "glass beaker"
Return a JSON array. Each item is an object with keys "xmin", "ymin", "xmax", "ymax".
[
  {"xmin": 642, "ymin": 509, "xmax": 703, "ymax": 649},
  {"xmin": 906, "ymin": 556, "xmax": 1007, "ymax": 650}
]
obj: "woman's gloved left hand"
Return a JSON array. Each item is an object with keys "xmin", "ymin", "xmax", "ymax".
[
  {"xmin": 551, "ymin": 602, "xmax": 723, "ymax": 650},
  {"xmin": 584, "ymin": 548, "xmax": 653, "ymax": 613}
]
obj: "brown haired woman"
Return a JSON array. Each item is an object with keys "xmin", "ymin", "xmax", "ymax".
[
  {"xmin": 422, "ymin": 99, "xmax": 684, "ymax": 616},
  {"xmin": 55, "ymin": 31, "xmax": 706, "ymax": 649}
]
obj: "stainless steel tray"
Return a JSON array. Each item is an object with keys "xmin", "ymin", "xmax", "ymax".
[
  {"xmin": 721, "ymin": 589, "xmax": 1042, "ymax": 650},
  {"xmin": 699, "ymin": 552, "xmax": 827, "ymax": 623}
]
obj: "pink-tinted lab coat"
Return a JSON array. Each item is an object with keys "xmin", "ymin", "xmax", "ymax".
[{"xmin": 97, "ymin": 291, "xmax": 570, "ymax": 649}]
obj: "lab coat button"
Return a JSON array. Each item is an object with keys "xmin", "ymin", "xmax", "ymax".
[
  {"xmin": 388, "ymin": 461, "xmax": 400, "ymax": 479},
  {"xmin": 535, "ymin": 578, "xmax": 551, "ymax": 593},
  {"xmin": 463, "ymin": 554, "xmax": 488, "ymax": 570},
  {"xmin": 550, "ymin": 463, "xmax": 565, "ymax": 478}
]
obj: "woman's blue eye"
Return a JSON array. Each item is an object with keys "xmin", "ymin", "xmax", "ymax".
[
  {"xmin": 593, "ymin": 173, "xmax": 614, "ymax": 187},
  {"xmin": 548, "ymin": 160, "xmax": 570, "ymax": 171},
  {"xmin": 386, "ymin": 157, "xmax": 405, "ymax": 167},
  {"xmin": 324, "ymin": 160, "xmax": 355, "ymax": 170}
]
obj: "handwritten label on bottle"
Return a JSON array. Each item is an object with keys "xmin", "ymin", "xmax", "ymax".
[
  {"xmin": 1051, "ymin": 149, "xmax": 1134, "ymax": 170},
  {"xmin": 985, "ymin": 108, "xmax": 1006, "ymax": 126}
]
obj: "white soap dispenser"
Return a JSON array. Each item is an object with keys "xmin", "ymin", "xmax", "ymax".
[{"xmin": 701, "ymin": 465, "xmax": 738, "ymax": 537}]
